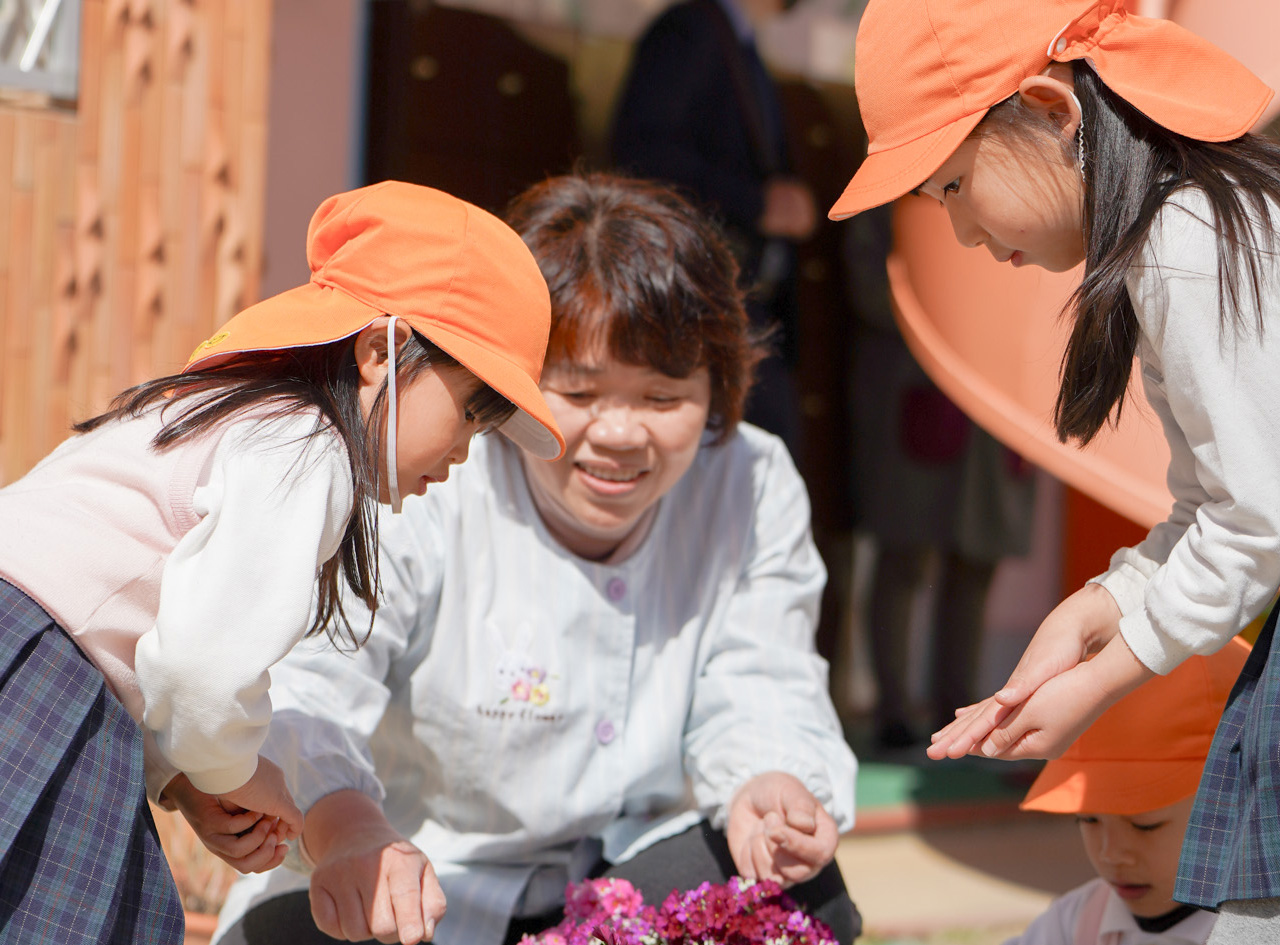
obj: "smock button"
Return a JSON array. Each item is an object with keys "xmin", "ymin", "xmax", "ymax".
[
  {"xmin": 596, "ymin": 719, "xmax": 616, "ymax": 745},
  {"xmin": 1054, "ymin": 37, "xmax": 1068, "ymax": 53},
  {"xmin": 606, "ymin": 577, "xmax": 627, "ymax": 602}
]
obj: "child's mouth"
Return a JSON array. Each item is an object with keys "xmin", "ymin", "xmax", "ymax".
[{"xmin": 1112, "ymin": 883, "xmax": 1151, "ymax": 900}]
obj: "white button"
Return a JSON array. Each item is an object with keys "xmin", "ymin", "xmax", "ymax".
[
  {"xmin": 595, "ymin": 719, "xmax": 616, "ymax": 744},
  {"xmin": 1055, "ymin": 37, "xmax": 1068, "ymax": 53},
  {"xmin": 606, "ymin": 577, "xmax": 627, "ymax": 602}
]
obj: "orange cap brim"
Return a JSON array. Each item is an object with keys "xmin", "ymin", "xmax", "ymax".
[
  {"xmin": 1020, "ymin": 758, "xmax": 1202, "ymax": 816},
  {"xmin": 422, "ymin": 322, "xmax": 564, "ymax": 460},
  {"xmin": 828, "ymin": 110, "xmax": 985, "ymax": 221},
  {"xmin": 186, "ymin": 282, "xmax": 565, "ymax": 460}
]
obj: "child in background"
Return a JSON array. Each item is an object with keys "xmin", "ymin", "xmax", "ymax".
[
  {"xmin": 1007, "ymin": 637, "xmax": 1249, "ymax": 945},
  {"xmin": 829, "ymin": 0, "xmax": 1280, "ymax": 936},
  {"xmin": 0, "ymin": 181, "xmax": 561, "ymax": 944}
]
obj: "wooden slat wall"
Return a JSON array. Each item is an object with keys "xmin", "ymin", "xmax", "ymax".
[{"xmin": 0, "ymin": 0, "xmax": 273, "ymax": 485}]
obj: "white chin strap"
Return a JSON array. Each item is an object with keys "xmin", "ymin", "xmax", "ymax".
[{"xmin": 385, "ymin": 316, "xmax": 402, "ymax": 514}]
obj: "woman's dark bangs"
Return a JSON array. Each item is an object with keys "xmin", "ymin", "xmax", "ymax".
[{"xmin": 605, "ymin": 294, "xmax": 705, "ymax": 378}]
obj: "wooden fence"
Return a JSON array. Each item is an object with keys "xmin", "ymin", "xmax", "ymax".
[{"xmin": 0, "ymin": 0, "xmax": 273, "ymax": 484}]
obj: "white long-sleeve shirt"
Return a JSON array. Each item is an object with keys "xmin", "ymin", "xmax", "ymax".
[
  {"xmin": 214, "ymin": 425, "xmax": 856, "ymax": 945},
  {"xmin": 1003, "ymin": 878, "xmax": 1214, "ymax": 945},
  {"xmin": 1093, "ymin": 190, "xmax": 1280, "ymax": 673},
  {"xmin": 0, "ymin": 408, "xmax": 353, "ymax": 796}
]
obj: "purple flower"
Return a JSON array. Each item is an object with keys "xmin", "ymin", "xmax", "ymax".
[{"xmin": 523, "ymin": 877, "xmax": 836, "ymax": 945}]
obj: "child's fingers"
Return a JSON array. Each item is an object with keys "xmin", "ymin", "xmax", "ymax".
[
  {"xmin": 225, "ymin": 835, "xmax": 288, "ymax": 875},
  {"xmin": 218, "ymin": 808, "xmax": 265, "ymax": 837},
  {"xmin": 218, "ymin": 797, "xmax": 250, "ymax": 816},
  {"xmin": 203, "ymin": 815, "xmax": 277, "ymax": 861},
  {"xmin": 927, "ymin": 698, "xmax": 1012, "ymax": 760}
]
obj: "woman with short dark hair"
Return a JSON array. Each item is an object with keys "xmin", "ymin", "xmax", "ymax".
[{"xmin": 211, "ymin": 173, "xmax": 859, "ymax": 945}]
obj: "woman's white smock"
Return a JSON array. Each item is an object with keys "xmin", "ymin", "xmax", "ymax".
[{"xmin": 214, "ymin": 425, "xmax": 856, "ymax": 945}]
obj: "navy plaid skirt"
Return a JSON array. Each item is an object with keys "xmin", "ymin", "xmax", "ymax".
[
  {"xmin": 0, "ymin": 580, "xmax": 185, "ymax": 944},
  {"xmin": 1177, "ymin": 598, "xmax": 1280, "ymax": 909}
]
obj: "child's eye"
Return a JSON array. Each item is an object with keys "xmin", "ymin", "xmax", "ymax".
[
  {"xmin": 1074, "ymin": 815, "xmax": 1098, "ymax": 825},
  {"xmin": 1133, "ymin": 820, "xmax": 1166, "ymax": 833},
  {"xmin": 942, "ymin": 178, "xmax": 961, "ymax": 197},
  {"xmin": 559, "ymin": 391, "xmax": 596, "ymax": 403},
  {"xmin": 647, "ymin": 395, "xmax": 681, "ymax": 407},
  {"xmin": 464, "ymin": 409, "xmax": 477, "ymax": 424}
]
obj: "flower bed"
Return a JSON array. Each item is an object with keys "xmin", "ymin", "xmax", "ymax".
[{"xmin": 520, "ymin": 877, "xmax": 837, "ymax": 945}]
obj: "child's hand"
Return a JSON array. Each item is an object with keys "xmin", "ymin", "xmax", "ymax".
[
  {"xmin": 306, "ymin": 790, "xmax": 446, "ymax": 945},
  {"xmin": 995, "ymin": 583, "xmax": 1123, "ymax": 708},
  {"xmin": 725, "ymin": 772, "xmax": 839, "ymax": 887},
  {"xmin": 935, "ymin": 632, "xmax": 1156, "ymax": 761},
  {"xmin": 161, "ymin": 773, "xmax": 289, "ymax": 873},
  {"xmin": 217, "ymin": 755, "xmax": 304, "ymax": 844},
  {"xmin": 927, "ymin": 584, "xmax": 1123, "ymax": 759}
]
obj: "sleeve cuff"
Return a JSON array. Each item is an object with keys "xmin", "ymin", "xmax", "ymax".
[
  {"xmin": 184, "ymin": 754, "xmax": 260, "ymax": 795},
  {"xmin": 1119, "ymin": 610, "xmax": 1190, "ymax": 676},
  {"xmin": 1089, "ymin": 548, "xmax": 1159, "ymax": 617}
]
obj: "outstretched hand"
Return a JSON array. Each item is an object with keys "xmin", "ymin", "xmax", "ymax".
[
  {"xmin": 928, "ymin": 583, "xmax": 1123, "ymax": 760},
  {"xmin": 306, "ymin": 790, "xmax": 446, "ymax": 944},
  {"xmin": 162, "ymin": 772, "xmax": 290, "ymax": 874},
  {"xmin": 929, "ymin": 629, "xmax": 1155, "ymax": 762},
  {"xmin": 726, "ymin": 772, "xmax": 839, "ymax": 887}
]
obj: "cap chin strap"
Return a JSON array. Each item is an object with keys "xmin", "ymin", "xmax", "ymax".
[{"xmin": 386, "ymin": 316, "xmax": 402, "ymax": 514}]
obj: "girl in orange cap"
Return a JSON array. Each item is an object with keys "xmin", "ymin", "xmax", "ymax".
[
  {"xmin": 831, "ymin": 0, "xmax": 1280, "ymax": 935},
  {"xmin": 0, "ymin": 181, "xmax": 562, "ymax": 945}
]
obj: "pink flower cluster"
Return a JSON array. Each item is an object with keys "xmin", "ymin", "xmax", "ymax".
[{"xmin": 519, "ymin": 876, "xmax": 837, "ymax": 945}]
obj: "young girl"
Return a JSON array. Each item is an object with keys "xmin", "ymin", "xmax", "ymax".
[
  {"xmin": 0, "ymin": 180, "xmax": 562, "ymax": 944},
  {"xmin": 828, "ymin": 0, "xmax": 1280, "ymax": 935},
  {"xmin": 207, "ymin": 172, "xmax": 859, "ymax": 945}
]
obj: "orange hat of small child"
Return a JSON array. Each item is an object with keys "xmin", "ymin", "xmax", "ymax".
[
  {"xmin": 186, "ymin": 181, "xmax": 565, "ymax": 460},
  {"xmin": 1020, "ymin": 636, "xmax": 1252, "ymax": 816},
  {"xmin": 830, "ymin": 0, "xmax": 1275, "ymax": 220}
]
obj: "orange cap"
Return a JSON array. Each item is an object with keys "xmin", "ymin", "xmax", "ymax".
[
  {"xmin": 1020, "ymin": 636, "xmax": 1251, "ymax": 815},
  {"xmin": 829, "ymin": 0, "xmax": 1275, "ymax": 221},
  {"xmin": 186, "ymin": 181, "xmax": 565, "ymax": 460}
]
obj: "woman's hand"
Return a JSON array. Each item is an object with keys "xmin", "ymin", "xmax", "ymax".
[
  {"xmin": 725, "ymin": 772, "xmax": 839, "ymax": 887},
  {"xmin": 305, "ymin": 790, "xmax": 446, "ymax": 944},
  {"xmin": 161, "ymin": 773, "xmax": 289, "ymax": 874},
  {"xmin": 928, "ymin": 583, "xmax": 1123, "ymax": 759}
]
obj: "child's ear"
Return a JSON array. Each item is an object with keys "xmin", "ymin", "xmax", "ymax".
[
  {"xmin": 1017, "ymin": 72, "xmax": 1082, "ymax": 140},
  {"xmin": 354, "ymin": 316, "xmax": 413, "ymax": 385}
]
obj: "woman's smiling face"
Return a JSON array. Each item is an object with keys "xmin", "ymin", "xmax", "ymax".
[{"xmin": 520, "ymin": 352, "xmax": 711, "ymax": 560}]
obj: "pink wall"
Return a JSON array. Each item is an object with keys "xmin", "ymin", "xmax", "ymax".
[{"xmin": 262, "ymin": 0, "xmax": 364, "ymax": 298}]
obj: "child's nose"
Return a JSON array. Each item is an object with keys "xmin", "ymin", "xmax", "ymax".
[
  {"xmin": 1098, "ymin": 827, "xmax": 1136, "ymax": 864},
  {"xmin": 945, "ymin": 202, "xmax": 983, "ymax": 250},
  {"xmin": 450, "ymin": 431, "xmax": 472, "ymax": 466}
]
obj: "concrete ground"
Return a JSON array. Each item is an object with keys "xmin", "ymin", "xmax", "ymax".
[{"xmin": 837, "ymin": 811, "xmax": 1095, "ymax": 944}]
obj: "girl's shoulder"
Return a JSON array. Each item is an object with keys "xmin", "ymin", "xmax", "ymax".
[{"xmin": 1144, "ymin": 185, "xmax": 1280, "ymax": 265}]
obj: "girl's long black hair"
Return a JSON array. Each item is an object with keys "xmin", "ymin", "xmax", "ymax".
[
  {"xmin": 982, "ymin": 62, "xmax": 1280, "ymax": 444},
  {"xmin": 75, "ymin": 330, "xmax": 515, "ymax": 649}
]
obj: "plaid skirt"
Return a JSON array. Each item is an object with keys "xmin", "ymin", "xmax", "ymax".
[
  {"xmin": 1177, "ymin": 598, "xmax": 1280, "ymax": 908},
  {"xmin": 0, "ymin": 580, "xmax": 185, "ymax": 944}
]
